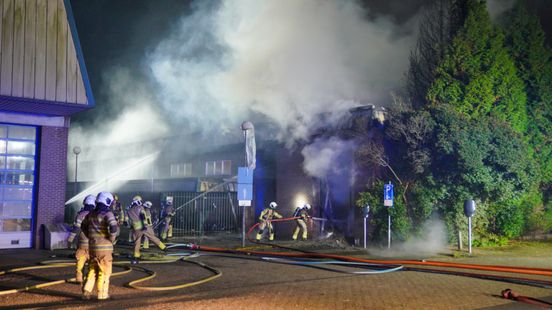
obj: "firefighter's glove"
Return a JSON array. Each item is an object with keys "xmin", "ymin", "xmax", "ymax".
[
  {"xmin": 67, "ymin": 236, "xmax": 74, "ymax": 244},
  {"xmin": 142, "ymin": 226, "xmax": 148, "ymax": 231}
]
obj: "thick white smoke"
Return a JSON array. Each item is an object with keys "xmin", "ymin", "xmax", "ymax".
[
  {"xmin": 370, "ymin": 218, "xmax": 448, "ymax": 257},
  {"xmin": 68, "ymin": 68, "xmax": 169, "ymax": 183},
  {"xmin": 149, "ymin": 0, "xmax": 417, "ymax": 143},
  {"xmin": 301, "ymin": 137, "xmax": 355, "ymax": 180},
  {"xmin": 68, "ymin": 0, "xmax": 419, "ymax": 189}
]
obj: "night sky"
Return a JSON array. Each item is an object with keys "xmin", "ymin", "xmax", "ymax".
[{"xmin": 69, "ymin": 0, "xmax": 552, "ymax": 125}]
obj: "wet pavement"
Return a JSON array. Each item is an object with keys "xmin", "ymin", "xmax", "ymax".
[{"xmin": 1, "ymin": 238, "xmax": 552, "ymax": 309}]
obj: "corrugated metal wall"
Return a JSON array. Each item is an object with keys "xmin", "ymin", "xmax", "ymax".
[
  {"xmin": 165, "ymin": 191, "xmax": 240, "ymax": 236},
  {"xmin": 0, "ymin": 0, "xmax": 87, "ymax": 104}
]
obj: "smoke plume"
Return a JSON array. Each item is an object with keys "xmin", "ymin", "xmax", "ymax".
[
  {"xmin": 149, "ymin": 0, "xmax": 417, "ymax": 143},
  {"xmin": 370, "ymin": 218, "xmax": 448, "ymax": 257}
]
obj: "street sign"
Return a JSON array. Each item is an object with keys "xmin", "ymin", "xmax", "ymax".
[
  {"xmin": 238, "ymin": 167, "xmax": 254, "ymax": 184},
  {"xmin": 237, "ymin": 183, "xmax": 253, "ymax": 201},
  {"xmin": 384, "ymin": 183, "xmax": 394, "ymax": 207},
  {"xmin": 238, "ymin": 200, "xmax": 251, "ymax": 207}
]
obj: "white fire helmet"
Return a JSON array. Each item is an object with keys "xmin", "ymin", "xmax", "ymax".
[
  {"xmin": 144, "ymin": 201, "xmax": 153, "ymax": 209},
  {"xmin": 96, "ymin": 192, "xmax": 114, "ymax": 207},
  {"xmin": 303, "ymin": 203, "xmax": 311, "ymax": 210},
  {"xmin": 83, "ymin": 194, "xmax": 96, "ymax": 207},
  {"xmin": 132, "ymin": 195, "xmax": 143, "ymax": 206},
  {"xmin": 269, "ymin": 201, "xmax": 277, "ymax": 209}
]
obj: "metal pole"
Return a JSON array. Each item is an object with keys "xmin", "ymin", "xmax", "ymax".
[
  {"xmin": 468, "ymin": 217, "xmax": 472, "ymax": 255},
  {"xmin": 74, "ymin": 153, "xmax": 78, "ymax": 196},
  {"xmin": 363, "ymin": 217, "xmax": 367, "ymax": 249},
  {"xmin": 388, "ymin": 214, "xmax": 391, "ymax": 249},
  {"xmin": 242, "ymin": 206, "xmax": 246, "ymax": 247}
]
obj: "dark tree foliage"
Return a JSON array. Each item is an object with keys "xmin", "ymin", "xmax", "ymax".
[
  {"xmin": 427, "ymin": 106, "xmax": 537, "ymax": 239},
  {"xmin": 427, "ymin": 0, "xmax": 528, "ymax": 134},
  {"xmin": 406, "ymin": 0, "xmax": 468, "ymax": 108},
  {"xmin": 503, "ymin": 1, "xmax": 552, "ymax": 186}
]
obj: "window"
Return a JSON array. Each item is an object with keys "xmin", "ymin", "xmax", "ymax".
[
  {"xmin": 170, "ymin": 163, "xmax": 192, "ymax": 177},
  {"xmin": 205, "ymin": 160, "xmax": 231, "ymax": 176}
]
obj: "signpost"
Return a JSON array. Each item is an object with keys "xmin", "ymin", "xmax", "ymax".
[
  {"xmin": 464, "ymin": 199, "xmax": 476, "ymax": 255},
  {"xmin": 384, "ymin": 182, "xmax": 394, "ymax": 249},
  {"xmin": 363, "ymin": 205, "xmax": 370, "ymax": 249},
  {"xmin": 238, "ymin": 167, "xmax": 254, "ymax": 247}
]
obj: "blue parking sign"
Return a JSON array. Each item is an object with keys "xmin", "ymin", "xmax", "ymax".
[{"xmin": 384, "ymin": 183, "xmax": 394, "ymax": 207}]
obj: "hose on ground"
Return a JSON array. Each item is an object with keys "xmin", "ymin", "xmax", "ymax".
[{"xmin": 0, "ymin": 254, "xmax": 221, "ymax": 295}]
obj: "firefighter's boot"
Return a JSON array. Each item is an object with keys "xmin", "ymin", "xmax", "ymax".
[
  {"xmin": 168, "ymin": 225, "xmax": 173, "ymax": 239},
  {"xmin": 269, "ymin": 233, "xmax": 275, "ymax": 241},
  {"xmin": 302, "ymin": 230, "xmax": 308, "ymax": 240},
  {"xmin": 292, "ymin": 227, "xmax": 300, "ymax": 240},
  {"xmin": 143, "ymin": 237, "xmax": 149, "ymax": 249},
  {"xmin": 82, "ymin": 268, "xmax": 96, "ymax": 299},
  {"xmin": 256, "ymin": 229, "xmax": 263, "ymax": 241},
  {"xmin": 97, "ymin": 277, "xmax": 110, "ymax": 300}
]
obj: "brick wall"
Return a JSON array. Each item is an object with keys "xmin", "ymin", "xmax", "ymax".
[{"xmin": 34, "ymin": 126, "xmax": 68, "ymax": 249}]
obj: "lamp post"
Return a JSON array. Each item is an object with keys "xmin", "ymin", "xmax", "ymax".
[{"xmin": 73, "ymin": 146, "xmax": 81, "ymax": 196}]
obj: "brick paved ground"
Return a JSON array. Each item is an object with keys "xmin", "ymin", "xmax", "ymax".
[{"xmin": 1, "ymin": 241, "xmax": 551, "ymax": 309}]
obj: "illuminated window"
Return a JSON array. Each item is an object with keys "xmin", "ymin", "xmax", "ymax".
[{"xmin": 205, "ymin": 160, "xmax": 231, "ymax": 176}]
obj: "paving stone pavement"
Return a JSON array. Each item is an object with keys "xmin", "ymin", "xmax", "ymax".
[{"xmin": 0, "ymin": 248, "xmax": 550, "ymax": 309}]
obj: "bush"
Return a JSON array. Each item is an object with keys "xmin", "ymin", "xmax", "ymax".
[{"xmin": 356, "ymin": 181, "xmax": 410, "ymax": 244}]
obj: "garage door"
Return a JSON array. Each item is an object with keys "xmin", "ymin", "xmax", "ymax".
[{"xmin": 0, "ymin": 124, "xmax": 36, "ymax": 249}]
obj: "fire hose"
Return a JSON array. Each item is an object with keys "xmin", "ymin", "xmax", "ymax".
[
  {"xmin": 0, "ymin": 254, "xmax": 221, "ymax": 296},
  {"xmin": 501, "ymin": 288, "xmax": 552, "ymax": 309},
  {"xmin": 165, "ymin": 216, "xmax": 552, "ymax": 290}
]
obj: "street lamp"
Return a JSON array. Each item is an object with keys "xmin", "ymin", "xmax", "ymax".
[{"xmin": 73, "ymin": 146, "xmax": 81, "ymax": 196}]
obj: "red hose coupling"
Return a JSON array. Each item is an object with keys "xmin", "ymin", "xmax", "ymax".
[{"xmin": 501, "ymin": 289, "xmax": 519, "ymax": 300}]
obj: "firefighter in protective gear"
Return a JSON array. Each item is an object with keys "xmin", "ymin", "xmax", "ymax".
[
  {"xmin": 292, "ymin": 203, "xmax": 311, "ymax": 240},
  {"xmin": 160, "ymin": 196, "xmax": 175, "ymax": 240},
  {"xmin": 67, "ymin": 194, "xmax": 96, "ymax": 283},
  {"xmin": 127, "ymin": 199, "xmax": 166, "ymax": 263},
  {"xmin": 127, "ymin": 195, "xmax": 143, "ymax": 243},
  {"xmin": 256, "ymin": 202, "xmax": 283, "ymax": 241},
  {"xmin": 111, "ymin": 194, "xmax": 125, "ymax": 226},
  {"xmin": 81, "ymin": 192, "xmax": 119, "ymax": 300}
]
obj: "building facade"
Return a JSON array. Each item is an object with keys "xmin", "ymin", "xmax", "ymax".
[{"xmin": 0, "ymin": 0, "xmax": 93, "ymax": 249}]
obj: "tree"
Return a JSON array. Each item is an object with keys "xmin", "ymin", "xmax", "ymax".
[
  {"xmin": 427, "ymin": 106, "xmax": 537, "ymax": 239},
  {"xmin": 407, "ymin": 0, "xmax": 468, "ymax": 108},
  {"xmin": 503, "ymin": 1, "xmax": 552, "ymax": 186},
  {"xmin": 427, "ymin": 0, "xmax": 528, "ymax": 133}
]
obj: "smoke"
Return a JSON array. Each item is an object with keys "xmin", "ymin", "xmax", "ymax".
[
  {"xmin": 68, "ymin": 0, "xmax": 420, "ymax": 190},
  {"xmin": 370, "ymin": 218, "xmax": 448, "ymax": 257},
  {"xmin": 68, "ymin": 68, "xmax": 169, "ymax": 183},
  {"xmin": 301, "ymin": 137, "xmax": 355, "ymax": 179},
  {"xmin": 486, "ymin": 0, "xmax": 516, "ymax": 20},
  {"xmin": 149, "ymin": 0, "xmax": 417, "ymax": 143}
]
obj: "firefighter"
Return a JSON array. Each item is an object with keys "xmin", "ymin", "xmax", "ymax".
[
  {"xmin": 81, "ymin": 192, "xmax": 119, "ymax": 300},
  {"xmin": 292, "ymin": 203, "xmax": 311, "ymax": 240},
  {"xmin": 111, "ymin": 194, "xmax": 125, "ymax": 227},
  {"xmin": 256, "ymin": 201, "xmax": 283, "ymax": 241},
  {"xmin": 67, "ymin": 194, "xmax": 96, "ymax": 283},
  {"xmin": 160, "ymin": 196, "xmax": 175, "ymax": 240},
  {"xmin": 127, "ymin": 200, "xmax": 166, "ymax": 264},
  {"xmin": 127, "ymin": 195, "xmax": 143, "ymax": 243}
]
